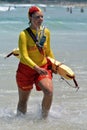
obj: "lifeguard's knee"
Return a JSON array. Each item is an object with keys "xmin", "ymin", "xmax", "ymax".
[
  {"xmin": 43, "ymin": 87, "xmax": 53, "ymax": 97},
  {"xmin": 38, "ymin": 78, "xmax": 53, "ymax": 96}
]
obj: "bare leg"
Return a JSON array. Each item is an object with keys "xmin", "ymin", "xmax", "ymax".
[
  {"xmin": 17, "ymin": 87, "xmax": 32, "ymax": 115},
  {"xmin": 42, "ymin": 92, "xmax": 53, "ymax": 118},
  {"xmin": 38, "ymin": 78, "xmax": 53, "ymax": 118}
]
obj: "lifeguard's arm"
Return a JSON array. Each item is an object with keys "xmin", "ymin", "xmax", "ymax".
[
  {"xmin": 19, "ymin": 31, "xmax": 37, "ymax": 69},
  {"xmin": 45, "ymin": 29, "xmax": 55, "ymax": 58}
]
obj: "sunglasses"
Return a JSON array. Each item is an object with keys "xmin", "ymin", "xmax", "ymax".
[{"xmin": 32, "ymin": 15, "xmax": 43, "ymax": 19}]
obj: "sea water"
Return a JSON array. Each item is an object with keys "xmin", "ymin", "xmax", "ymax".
[{"xmin": 0, "ymin": 4, "xmax": 87, "ymax": 130}]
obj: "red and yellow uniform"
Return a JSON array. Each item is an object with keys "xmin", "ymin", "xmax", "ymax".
[
  {"xmin": 16, "ymin": 26, "xmax": 54, "ymax": 91},
  {"xmin": 19, "ymin": 27, "xmax": 54, "ymax": 68}
]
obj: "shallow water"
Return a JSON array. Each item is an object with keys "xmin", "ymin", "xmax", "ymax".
[{"xmin": 0, "ymin": 3, "xmax": 87, "ymax": 130}]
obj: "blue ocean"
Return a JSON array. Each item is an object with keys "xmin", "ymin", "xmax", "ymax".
[{"xmin": 0, "ymin": 3, "xmax": 87, "ymax": 130}]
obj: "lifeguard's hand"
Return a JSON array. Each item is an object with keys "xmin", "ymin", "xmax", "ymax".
[
  {"xmin": 52, "ymin": 69, "xmax": 58, "ymax": 74},
  {"xmin": 34, "ymin": 65, "xmax": 47, "ymax": 75}
]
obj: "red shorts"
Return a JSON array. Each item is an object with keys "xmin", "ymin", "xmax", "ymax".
[{"xmin": 16, "ymin": 61, "xmax": 52, "ymax": 91}]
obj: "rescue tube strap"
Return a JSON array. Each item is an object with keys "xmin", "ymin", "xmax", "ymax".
[
  {"xmin": 26, "ymin": 27, "xmax": 44, "ymax": 55},
  {"xmin": 60, "ymin": 77, "xmax": 79, "ymax": 91},
  {"xmin": 5, "ymin": 52, "xmax": 13, "ymax": 58}
]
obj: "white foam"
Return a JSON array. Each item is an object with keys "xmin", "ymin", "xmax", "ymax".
[
  {"xmin": 0, "ymin": 107, "xmax": 15, "ymax": 118},
  {"xmin": 0, "ymin": 6, "xmax": 15, "ymax": 12}
]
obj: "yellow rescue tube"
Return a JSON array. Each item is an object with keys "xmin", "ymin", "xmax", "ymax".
[
  {"xmin": 47, "ymin": 57, "xmax": 75, "ymax": 80},
  {"xmin": 12, "ymin": 48, "xmax": 20, "ymax": 58},
  {"xmin": 5, "ymin": 48, "xmax": 79, "ymax": 90},
  {"xmin": 5, "ymin": 48, "xmax": 20, "ymax": 59},
  {"xmin": 6, "ymin": 48, "xmax": 74, "ymax": 80}
]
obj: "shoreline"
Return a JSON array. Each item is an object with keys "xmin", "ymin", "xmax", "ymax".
[
  {"xmin": 60, "ymin": 2, "xmax": 87, "ymax": 7},
  {"xmin": 0, "ymin": 1, "xmax": 87, "ymax": 7}
]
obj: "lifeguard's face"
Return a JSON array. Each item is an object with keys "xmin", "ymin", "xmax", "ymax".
[{"xmin": 30, "ymin": 11, "xmax": 43, "ymax": 29}]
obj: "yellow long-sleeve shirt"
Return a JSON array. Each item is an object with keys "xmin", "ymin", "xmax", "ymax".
[{"xmin": 18, "ymin": 27, "xmax": 54, "ymax": 69}]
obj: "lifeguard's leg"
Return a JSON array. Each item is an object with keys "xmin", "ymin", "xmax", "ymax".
[
  {"xmin": 38, "ymin": 78, "xmax": 53, "ymax": 118},
  {"xmin": 17, "ymin": 87, "xmax": 31, "ymax": 115}
]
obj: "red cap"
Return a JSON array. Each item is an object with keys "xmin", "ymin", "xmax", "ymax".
[{"xmin": 28, "ymin": 6, "xmax": 41, "ymax": 17}]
